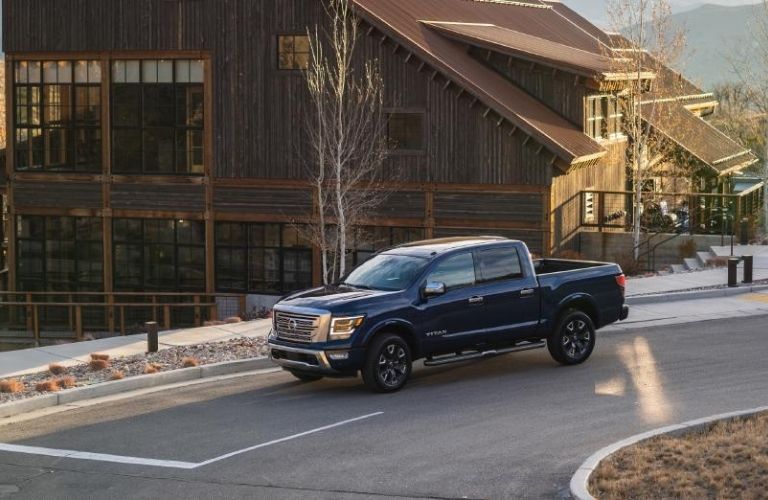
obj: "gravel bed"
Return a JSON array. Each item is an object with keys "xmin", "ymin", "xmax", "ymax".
[{"xmin": 0, "ymin": 336, "xmax": 268, "ymax": 404}]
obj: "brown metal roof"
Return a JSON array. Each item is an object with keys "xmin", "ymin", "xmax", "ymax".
[
  {"xmin": 640, "ymin": 102, "xmax": 758, "ymax": 176},
  {"xmin": 353, "ymin": 0, "xmax": 607, "ymax": 166},
  {"xmin": 421, "ymin": 21, "xmax": 614, "ymax": 78}
]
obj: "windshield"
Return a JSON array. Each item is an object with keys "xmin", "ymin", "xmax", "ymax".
[{"xmin": 343, "ymin": 254, "xmax": 428, "ymax": 291}]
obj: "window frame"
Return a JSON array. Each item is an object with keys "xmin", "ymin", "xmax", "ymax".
[
  {"xmin": 585, "ymin": 94, "xmax": 624, "ymax": 142},
  {"xmin": 276, "ymin": 34, "xmax": 311, "ymax": 71},
  {"xmin": 425, "ymin": 251, "xmax": 477, "ymax": 292},
  {"xmin": 474, "ymin": 246, "xmax": 524, "ymax": 284},
  {"xmin": 385, "ymin": 110, "xmax": 427, "ymax": 155},
  {"xmin": 110, "ymin": 59, "xmax": 206, "ymax": 176}
]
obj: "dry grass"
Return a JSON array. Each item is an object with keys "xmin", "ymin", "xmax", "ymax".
[
  {"xmin": 144, "ymin": 363, "xmax": 162, "ymax": 374},
  {"xmin": 48, "ymin": 363, "xmax": 66, "ymax": 375},
  {"xmin": 89, "ymin": 359, "xmax": 110, "ymax": 371},
  {"xmin": 90, "ymin": 353, "xmax": 110, "ymax": 361},
  {"xmin": 57, "ymin": 376, "xmax": 77, "ymax": 389},
  {"xmin": 0, "ymin": 379, "xmax": 24, "ymax": 394},
  {"xmin": 109, "ymin": 370, "xmax": 125, "ymax": 381},
  {"xmin": 590, "ymin": 411, "xmax": 768, "ymax": 499},
  {"xmin": 35, "ymin": 379, "xmax": 60, "ymax": 393},
  {"xmin": 181, "ymin": 357, "xmax": 199, "ymax": 368}
]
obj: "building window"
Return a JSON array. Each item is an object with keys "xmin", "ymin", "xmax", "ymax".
[
  {"xmin": 111, "ymin": 60, "xmax": 205, "ymax": 175},
  {"xmin": 277, "ymin": 35, "xmax": 310, "ymax": 70},
  {"xmin": 16, "ymin": 216, "xmax": 103, "ymax": 291},
  {"xmin": 215, "ymin": 223, "xmax": 312, "ymax": 294},
  {"xmin": 13, "ymin": 61, "xmax": 102, "ymax": 172},
  {"xmin": 346, "ymin": 226, "xmax": 426, "ymax": 270},
  {"xmin": 586, "ymin": 95, "xmax": 623, "ymax": 141},
  {"xmin": 387, "ymin": 113, "xmax": 424, "ymax": 151},
  {"xmin": 113, "ymin": 218, "xmax": 205, "ymax": 291}
]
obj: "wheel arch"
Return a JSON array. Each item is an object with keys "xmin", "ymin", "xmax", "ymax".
[
  {"xmin": 362, "ymin": 320, "xmax": 420, "ymax": 358},
  {"xmin": 556, "ymin": 294, "xmax": 600, "ymax": 329}
]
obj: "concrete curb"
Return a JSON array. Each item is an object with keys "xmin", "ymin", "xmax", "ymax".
[
  {"xmin": 626, "ymin": 283, "xmax": 768, "ymax": 305},
  {"xmin": 0, "ymin": 356, "xmax": 272, "ymax": 419},
  {"xmin": 570, "ymin": 405, "xmax": 768, "ymax": 500}
]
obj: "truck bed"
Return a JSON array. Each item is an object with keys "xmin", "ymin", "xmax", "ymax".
[{"xmin": 533, "ymin": 258, "xmax": 612, "ymax": 275}]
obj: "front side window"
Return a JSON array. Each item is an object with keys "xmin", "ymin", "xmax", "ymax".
[
  {"xmin": 14, "ymin": 60, "xmax": 102, "ymax": 172},
  {"xmin": 476, "ymin": 247, "xmax": 523, "ymax": 283},
  {"xmin": 278, "ymin": 35, "xmax": 310, "ymax": 70},
  {"xmin": 112, "ymin": 59, "xmax": 204, "ymax": 175},
  {"xmin": 387, "ymin": 112, "xmax": 425, "ymax": 151},
  {"xmin": 427, "ymin": 253, "xmax": 476, "ymax": 291}
]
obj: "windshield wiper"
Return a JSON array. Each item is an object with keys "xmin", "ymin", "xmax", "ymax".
[{"xmin": 343, "ymin": 283, "xmax": 375, "ymax": 290}]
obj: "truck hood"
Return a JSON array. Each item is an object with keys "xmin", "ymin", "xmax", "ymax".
[{"xmin": 277, "ymin": 285, "xmax": 399, "ymax": 311}]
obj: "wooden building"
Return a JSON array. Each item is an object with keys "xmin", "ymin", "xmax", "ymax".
[{"xmin": 0, "ymin": 0, "xmax": 758, "ymax": 302}]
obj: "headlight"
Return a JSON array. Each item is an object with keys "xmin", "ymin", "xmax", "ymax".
[{"xmin": 329, "ymin": 316, "xmax": 365, "ymax": 340}]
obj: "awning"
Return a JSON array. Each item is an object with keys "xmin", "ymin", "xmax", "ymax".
[{"xmin": 640, "ymin": 101, "xmax": 759, "ymax": 176}]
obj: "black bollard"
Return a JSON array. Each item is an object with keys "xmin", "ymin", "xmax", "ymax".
[
  {"xmin": 740, "ymin": 218, "xmax": 749, "ymax": 245},
  {"xmin": 146, "ymin": 321, "xmax": 159, "ymax": 353},
  {"xmin": 728, "ymin": 258, "xmax": 740, "ymax": 288},
  {"xmin": 743, "ymin": 255, "xmax": 754, "ymax": 284}
]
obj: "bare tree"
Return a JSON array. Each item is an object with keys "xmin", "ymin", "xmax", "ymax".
[
  {"xmin": 605, "ymin": 0, "xmax": 686, "ymax": 259},
  {"xmin": 303, "ymin": 0, "xmax": 390, "ymax": 283},
  {"xmin": 728, "ymin": 2, "xmax": 768, "ymax": 237}
]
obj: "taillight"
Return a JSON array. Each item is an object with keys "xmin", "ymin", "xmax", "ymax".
[{"xmin": 615, "ymin": 274, "xmax": 626, "ymax": 297}]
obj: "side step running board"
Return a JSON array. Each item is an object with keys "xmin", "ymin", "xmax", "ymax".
[{"xmin": 423, "ymin": 341, "xmax": 546, "ymax": 367}]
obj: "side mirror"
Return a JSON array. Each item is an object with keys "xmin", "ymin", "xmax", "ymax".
[{"xmin": 423, "ymin": 281, "xmax": 446, "ymax": 298}]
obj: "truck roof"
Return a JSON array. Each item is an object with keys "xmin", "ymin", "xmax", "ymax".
[{"xmin": 383, "ymin": 236, "xmax": 519, "ymax": 258}]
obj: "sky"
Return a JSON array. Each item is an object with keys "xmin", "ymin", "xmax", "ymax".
[{"xmin": 562, "ymin": 0, "xmax": 760, "ymax": 27}]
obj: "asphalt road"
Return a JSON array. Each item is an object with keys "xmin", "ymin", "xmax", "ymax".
[{"xmin": 1, "ymin": 315, "xmax": 768, "ymax": 500}]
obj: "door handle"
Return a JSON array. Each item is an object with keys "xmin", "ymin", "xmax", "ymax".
[
  {"xmin": 468, "ymin": 296, "xmax": 484, "ymax": 305},
  {"xmin": 520, "ymin": 288, "xmax": 536, "ymax": 297}
]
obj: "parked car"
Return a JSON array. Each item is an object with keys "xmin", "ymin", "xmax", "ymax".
[{"xmin": 268, "ymin": 237, "xmax": 629, "ymax": 392}]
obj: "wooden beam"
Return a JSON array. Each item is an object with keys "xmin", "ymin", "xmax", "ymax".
[
  {"xmin": 469, "ymin": 97, "xmax": 478, "ymax": 108},
  {"xmin": 523, "ymin": 136, "xmax": 531, "ymax": 146},
  {"xmin": 417, "ymin": 62, "xmax": 426, "ymax": 72},
  {"xmin": 496, "ymin": 117, "xmax": 505, "ymax": 127},
  {"xmin": 443, "ymin": 80, "xmax": 451, "ymax": 90},
  {"xmin": 430, "ymin": 70, "xmax": 438, "ymax": 81},
  {"xmin": 366, "ymin": 26, "xmax": 375, "ymax": 36},
  {"xmin": 204, "ymin": 56, "xmax": 215, "ymax": 295},
  {"xmin": 483, "ymin": 108, "xmax": 491, "ymax": 118},
  {"xmin": 4, "ymin": 55, "xmax": 15, "ymax": 293},
  {"xmin": 536, "ymin": 144, "xmax": 545, "ymax": 155},
  {"xmin": 508, "ymin": 125, "xmax": 518, "ymax": 136},
  {"xmin": 405, "ymin": 52, "xmax": 413, "ymax": 63}
]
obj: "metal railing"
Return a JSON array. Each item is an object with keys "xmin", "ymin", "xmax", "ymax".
[{"xmin": 0, "ymin": 291, "xmax": 248, "ymax": 345}]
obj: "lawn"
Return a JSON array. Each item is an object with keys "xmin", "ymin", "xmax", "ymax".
[{"xmin": 590, "ymin": 412, "xmax": 768, "ymax": 499}]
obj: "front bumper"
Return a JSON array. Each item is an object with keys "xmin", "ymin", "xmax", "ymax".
[{"xmin": 268, "ymin": 340, "xmax": 363, "ymax": 376}]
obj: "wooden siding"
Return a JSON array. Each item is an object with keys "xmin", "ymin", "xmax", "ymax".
[
  {"xmin": 434, "ymin": 192, "xmax": 544, "ymax": 223},
  {"xmin": 13, "ymin": 181, "xmax": 103, "ymax": 209},
  {"xmin": 213, "ymin": 186, "xmax": 313, "ymax": 216},
  {"xmin": 111, "ymin": 184, "xmax": 206, "ymax": 212},
  {"xmin": 481, "ymin": 50, "xmax": 587, "ymax": 128},
  {"xmin": 3, "ymin": 0, "xmax": 555, "ymax": 188},
  {"xmin": 367, "ymin": 191, "xmax": 425, "ymax": 219},
  {"xmin": 434, "ymin": 226, "xmax": 545, "ymax": 255},
  {"xmin": 550, "ymin": 139, "xmax": 627, "ymax": 253}
]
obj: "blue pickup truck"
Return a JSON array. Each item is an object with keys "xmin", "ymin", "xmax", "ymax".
[{"xmin": 268, "ymin": 237, "xmax": 629, "ymax": 392}]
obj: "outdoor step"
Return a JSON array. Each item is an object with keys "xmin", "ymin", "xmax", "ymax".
[
  {"xmin": 697, "ymin": 251, "xmax": 715, "ymax": 267},
  {"xmin": 683, "ymin": 258, "xmax": 702, "ymax": 271},
  {"xmin": 670, "ymin": 264, "xmax": 688, "ymax": 274}
]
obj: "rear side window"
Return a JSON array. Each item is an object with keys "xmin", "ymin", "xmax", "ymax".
[
  {"xmin": 427, "ymin": 252, "xmax": 476, "ymax": 290},
  {"xmin": 476, "ymin": 247, "xmax": 523, "ymax": 283}
]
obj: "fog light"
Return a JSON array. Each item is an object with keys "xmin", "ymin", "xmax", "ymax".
[{"xmin": 327, "ymin": 351, "xmax": 349, "ymax": 361}]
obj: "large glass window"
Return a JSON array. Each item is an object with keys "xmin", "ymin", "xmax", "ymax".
[
  {"xmin": 113, "ymin": 218, "xmax": 205, "ymax": 291},
  {"xmin": 586, "ymin": 95, "xmax": 623, "ymax": 141},
  {"xmin": 277, "ymin": 35, "xmax": 310, "ymax": 70},
  {"xmin": 215, "ymin": 223, "xmax": 312, "ymax": 294},
  {"xmin": 112, "ymin": 59, "xmax": 204, "ymax": 175},
  {"xmin": 14, "ymin": 60, "xmax": 102, "ymax": 172},
  {"xmin": 16, "ymin": 216, "xmax": 103, "ymax": 291},
  {"xmin": 387, "ymin": 113, "xmax": 424, "ymax": 151},
  {"xmin": 346, "ymin": 226, "xmax": 426, "ymax": 270}
]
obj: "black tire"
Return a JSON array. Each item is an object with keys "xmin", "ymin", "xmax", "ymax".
[
  {"xmin": 361, "ymin": 333, "xmax": 412, "ymax": 393},
  {"xmin": 547, "ymin": 309, "xmax": 596, "ymax": 365},
  {"xmin": 288, "ymin": 370, "xmax": 323, "ymax": 382}
]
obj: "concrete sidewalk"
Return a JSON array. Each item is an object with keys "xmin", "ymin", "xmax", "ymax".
[
  {"xmin": 626, "ymin": 249, "xmax": 768, "ymax": 297},
  {"xmin": 0, "ymin": 319, "xmax": 271, "ymax": 378}
]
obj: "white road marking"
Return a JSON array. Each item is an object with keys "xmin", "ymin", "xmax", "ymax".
[{"xmin": 0, "ymin": 411, "xmax": 383, "ymax": 470}]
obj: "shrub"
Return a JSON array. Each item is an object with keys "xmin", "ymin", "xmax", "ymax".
[
  {"xmin": 224, "ymin": 316, "xmax": 242, "ymax": 324},
  {"xmin": 144, "ymin": 363, "xmax": 162, "ymax": 374},
  {"xmin": 613, "ymin": 251, "xmax": 645, "ymax": 277},
  {"xmin": 48, "ymin": 363, "xmax": 66, "ymax": 375},
  {"xmin": 35, "ymin": 379, "xmax": 60, "ymax": 393},
  {"xmin": 0, "ymin": 379, "xmax": 24, "ymax": 394},
  {"xmin": 90, "ymin": 353, "xmax": 110, "ymax": 361},
  {"xmin": 678, "ymin": 239, "xmax": 697, "ymax": 260},
  {"xmin": 109, "ymin": 370, "xmax": 125, "ymax": 381},
  {"xmin": 89, "ymin": 359, "xmax": 110, "ymax": 371},
  {"xmin": 58, "ymin": 376, "xmax": 77, "ymax": 389},
  {"xmin": 181, "ymin": 357, "xmax": 199, "ymax": 368}
]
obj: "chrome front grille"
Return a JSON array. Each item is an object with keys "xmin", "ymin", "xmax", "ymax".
[{"xmin": 274, "ymin": 311, "xmax": 321, "ymax": 343}]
